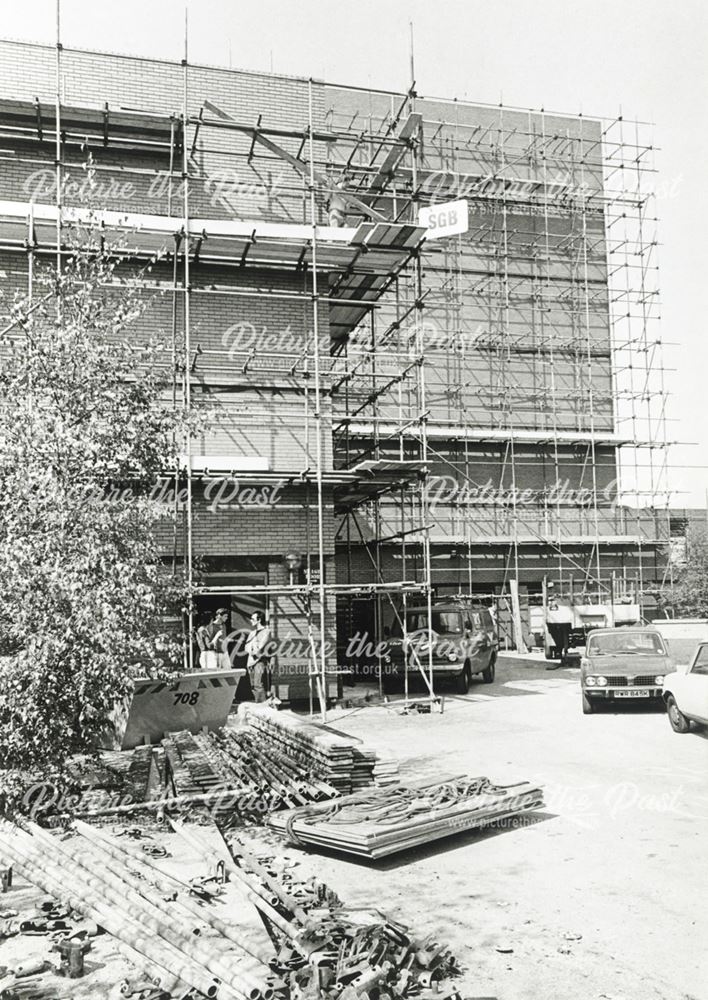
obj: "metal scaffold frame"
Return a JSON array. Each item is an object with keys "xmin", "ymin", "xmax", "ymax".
[
  {"xmin": 316, "ymin": 82, "xmax": 672, "ymax": 642},
  {"xmin": 2, "ymin": 6, "xmax": 673, "ymax": 695}
]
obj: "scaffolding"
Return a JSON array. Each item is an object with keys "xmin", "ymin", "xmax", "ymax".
[{"xmin": 0, "ymin": 18, "xmax": 674, "ymax": 709}]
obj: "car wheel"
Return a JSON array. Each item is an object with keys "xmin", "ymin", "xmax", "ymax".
[
  {"xmin": 582, "ymin": 690, "xmax": 594, "ymax": 714},
  {"xmin": 456, "ymin": 662, "xmax": 472, "ymax": 694},
  {"xmin": 666, "ymin": 694, "xmax": 691, "ymax": 733},
  {"xmin": 481, "ymin": 655, "xmax": 496, "ymax": 684}
]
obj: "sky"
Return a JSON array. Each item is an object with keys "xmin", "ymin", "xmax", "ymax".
[{"xmin": 2, "ymin": 0, "xmax": 707, "ymax": 507}]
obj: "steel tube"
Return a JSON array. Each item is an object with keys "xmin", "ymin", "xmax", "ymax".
[
  {"xmin": 25, "ymin": 823, "xmax": 263, "ymax": 1000},
  {"xmin": 227, "ymin": 837, "xmax": 317, "ymax": 932},
  {"xmin": 64, "ymin": 827, "xmax": 274, "ymax": 999},
  {"xmin": 0, "ymin": 831, "xmax": 222, "ymax": 1000},
  {"xmin": 169, "ymin": 821, "xmax": 315, "ymax": 956},
  {"xmin": 72, "ymin": 820, "xmax": 275, "ymax": 968}
]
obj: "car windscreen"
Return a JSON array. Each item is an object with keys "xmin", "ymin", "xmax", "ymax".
[
  {"xmin": 586, "ymin": 632, "xmax": 667, "ymax": 656},
  {"xmin": 405, "ymin": 611, "xmax": 463, "ymax": 635}
]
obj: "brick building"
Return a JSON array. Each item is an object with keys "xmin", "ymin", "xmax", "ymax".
[{"xmin": 0, "ymin": 38, "xmax": 671, "ymax": 695}]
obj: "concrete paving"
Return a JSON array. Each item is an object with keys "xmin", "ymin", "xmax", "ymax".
[{"xmin": 288, "ymin": 654, "xmax": 708, "ymax": 999}]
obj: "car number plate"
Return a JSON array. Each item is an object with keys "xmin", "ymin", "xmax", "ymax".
[{"xmin": 615, "ymin": 689, "xmax": 651, "ymax": 698}]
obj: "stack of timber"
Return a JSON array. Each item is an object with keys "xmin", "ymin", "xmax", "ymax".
[
  {"xmin": 163, "ymin": 731, "xmax": 225, "ymax": 798},
  {"xmin": 245, "ymin": 711, "xmax": 357, "ymax": 794},
  {"xmin": 269, "ymin": 776, "xmax": 544, "ymax": 860},
  {"xmin": 350, "ymin": 747, "xmax": 377, "ymax": 791},
  {"xmin": 371, "ymin": 758, "xmax": 400, "ymax": 788},
  {"xmin": 244, "ymin": 706, "xmax": 394, "ymax": 795}
]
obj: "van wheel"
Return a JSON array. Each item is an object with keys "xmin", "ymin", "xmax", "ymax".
[
  {"xmin": 481, "ymin": 655, "xmax": 496, "ymax": 684},
  {"xmin": 456, "ymin": 662, "xmax": 471, "ymax": 694},
  {"xmin": 666, "ymin": 695, "xmax": 691, "ymax": 733},
  {"xmin": 582, "ymin": 690, "xmax": 594, "ymax": 714}
]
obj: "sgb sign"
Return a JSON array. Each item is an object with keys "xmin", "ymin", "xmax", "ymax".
[{"xmin": 418, "ymin": 199, "xmax": 469, "ymax": 239}]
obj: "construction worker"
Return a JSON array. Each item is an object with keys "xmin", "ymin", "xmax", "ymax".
[
  {"xmin": 245, "ymin": 610, "xmax": 272, "ymax": 702},
  {"xmin": 327, "ymin": 178, "xmax": 347, "ymax": 227},
  {"xmin": 196, "ymin": 607, "xmax": 230, "ymax": 670},
  {"xmin": 546, "ymin": 600, "xmax": 570, "ymax": 670}
]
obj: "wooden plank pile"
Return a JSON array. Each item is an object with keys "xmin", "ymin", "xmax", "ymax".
[
  {"xmin": 244, "ymin": 707, "xmax": 398, "ymax": 795},
  {"xmin": 245, "ymin": 709, "xmax": 360, "ymax": 794},
  {"xmin": 59, "ymin": 747, "xmax": 153, "ymax": 813},
  {"xmin": 371, "ymin": 758, "xmax": 400, "ymax": 787},
  {"xmin": 269, "ymin": 776, "xmax": 544, "ymax": 860},
  {"xmin": 163, "ymin": 731, "xmax": 224, "ymax": 798}
]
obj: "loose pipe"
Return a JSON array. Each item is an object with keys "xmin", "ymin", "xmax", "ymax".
[
  {"xmin": 0, "ymin": 831, "xmax": 222, "ymax": 1000},
  {"xmin": 169, "ymin": 820, "xmax": 318, "ymax": 957},
  {"xmin": 23, "ymin": 823, "xmax": 262, "ymax": 1000},
  {"xmin": 226, "ymin": 837, "xmax": 317, "ymax": 932},
  {"xmin": 72, "ymin": 820, "xmax": 275, "ymax": 968},
  {"xmin": 62, "ymin": 824, "xmax": 275, "ymax": 998}
]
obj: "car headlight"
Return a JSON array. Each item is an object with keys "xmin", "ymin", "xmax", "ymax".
[
  {"xmin": 585, "ymin": 675, "xmax": 596, "ymax": 687},
  {"xmin": 595, "ymin": 675, "xmax": 608, "ymax": 687},
  {"xmin": 654, "ymin": 675, "xmax": 664, "ymax": 685},
  {"xmin": 448, "ymin": 653, "xmax": 458, "ymax": 662}
]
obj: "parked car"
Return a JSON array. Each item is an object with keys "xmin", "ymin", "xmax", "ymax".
[
  {"xmin": 386, "ymin": 602, "xmax": 497, "ymax": 693},
  {"xmin": 662, "ymin": 641, "xmax": 708, "ymax": 733},
  {"xmin": 580, "ymin": 627, "xmax": 672, "ymax": 714}
]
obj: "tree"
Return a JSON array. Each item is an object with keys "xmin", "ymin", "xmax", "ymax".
[
  {"xmin": 0, "ymin": 213, "xmax": 199, "ymax": 801},
  {"xmin": 659, "ymin": 525, "xmax": 708, "ymax": 618}
]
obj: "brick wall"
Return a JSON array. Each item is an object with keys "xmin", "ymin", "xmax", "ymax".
[
  {"xmin": 0, "ymin": 39, "xmax": 325, "ymax": 225},
  {"xmin": 156, "ymin": 483, "xmax": 338, "ymax": 686},
  {"xmin": 0, "ymin": 38, "xmax": 662, "ymax": 598}
]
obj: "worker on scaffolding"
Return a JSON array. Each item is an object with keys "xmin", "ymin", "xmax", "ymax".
[
  {"xmin": 326, "ymin": 174, "xmax": 347, "ymax": 227},
  {"xmin": 245, "ymin": 610, "xmax": 272, "ymax": 702},
  {"xmin": 196, "ymin": 607, "xmax": 231, "ymax": 670}
]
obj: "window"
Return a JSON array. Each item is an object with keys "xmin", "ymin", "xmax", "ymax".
[
  {"xmin": 407, "ymin": 611, "xmax": 463, "ymax": 634},
  {"xmin": 691, "ymin": 645, "xmax": 708, "ymax": 676},
  {"xmin": 587, "ymin": 631, "xmax": 667, "ymax": 656}
]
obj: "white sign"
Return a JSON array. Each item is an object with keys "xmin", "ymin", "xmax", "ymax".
[{"xmin": 418, "ymin": 199, "xmax": 469, "ymax": 239}]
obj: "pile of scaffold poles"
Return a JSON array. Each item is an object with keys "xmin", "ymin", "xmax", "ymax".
[
  {"xmin": 0, "ymin": 819, "xmax": 464, "ymax": 1000},
  {"xmin": 77, "ymin": 710, "xmax": 400, "ymax": 820}
]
